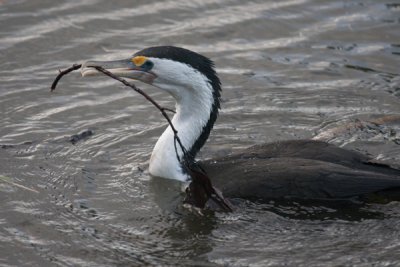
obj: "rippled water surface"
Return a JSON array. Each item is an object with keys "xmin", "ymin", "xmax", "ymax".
[{"xmin": 1, "ymin": 0, "xmax": 400, "ymax": 266}]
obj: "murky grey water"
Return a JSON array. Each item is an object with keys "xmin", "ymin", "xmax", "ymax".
[{"xmin": 1, "ymin": 0, "xmax": 400, "ymax": 266}]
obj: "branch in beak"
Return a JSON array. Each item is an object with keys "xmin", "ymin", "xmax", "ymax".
[{"xmin": 81, "ymin": 59, "xmax": 156, "ymax": 84}]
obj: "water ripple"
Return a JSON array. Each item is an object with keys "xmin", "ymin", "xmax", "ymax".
[{"xmin": 1, "ymin": 0, "xmax": 400, "ymax": 266}]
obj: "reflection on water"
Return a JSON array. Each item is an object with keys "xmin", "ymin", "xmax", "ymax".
[{"xmin": 0, "ymin": 0, "xmax": 400, "ymax": 266}]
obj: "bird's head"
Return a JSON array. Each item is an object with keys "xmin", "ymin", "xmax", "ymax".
[
  {"xmin": 81, "ymin": 46, "xmax": 221, "ymax": 100},
  {"xmin": 80, "ymin": 46, "xmax": 230, "ymax": 212}
]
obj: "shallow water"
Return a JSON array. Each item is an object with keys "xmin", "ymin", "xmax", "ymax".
[{"xmin": 1, "ymin": 0, "xmax": 400, "ymax": 266}]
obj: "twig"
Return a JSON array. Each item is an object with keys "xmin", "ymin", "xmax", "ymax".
[
  {"xmin": 50, "ymin": 64, "xmax": 233, "ymax": 212},
  {"xmin": 92, "ymin": 66, "xmax": 187, "ymax": 160},
  {"xmin": 162, "ymin": 107, "xmax": 176, "ymax": 114},
  {"xmin": 50, "ymin": 64, "xmax": 185, "ymax": 160},
  {"xmin": 50, "ymin": 64, "xmax": 82, "ymax": 91},
  {"xmin": 0, "ymin": 175, "xmax": 39, "ymax": 193}
]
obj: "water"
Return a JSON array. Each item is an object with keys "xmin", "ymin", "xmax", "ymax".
[{"xmin": 1, "ymin": 0, "xmax": 400, "ymax": 266}]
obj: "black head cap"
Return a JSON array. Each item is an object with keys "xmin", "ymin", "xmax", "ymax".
[
  {"xmin": 134, "ymin": 46, "xmax": 220, "ymax": 88},
  {"xmin": 135, "ymin": 46, "xmax": 222, "ymax": 158}
]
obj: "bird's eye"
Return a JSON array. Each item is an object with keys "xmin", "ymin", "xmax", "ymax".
[{"xmin": 142, "ymin": 60, "xmax": 154, "ymax": 71}]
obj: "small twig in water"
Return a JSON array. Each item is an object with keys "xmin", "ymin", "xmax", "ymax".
[
  {"xmin": 0, "ymin": 175, "xmax": 39, "ymax": 193},
  {"xmin": 50, "ymin": 64, "xmax": 82, "ymax": 92}
]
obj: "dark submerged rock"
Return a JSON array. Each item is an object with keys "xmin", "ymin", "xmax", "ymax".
[{"xmin": 69, "ymin": 129, "xmax": 94, "ymax": 144}]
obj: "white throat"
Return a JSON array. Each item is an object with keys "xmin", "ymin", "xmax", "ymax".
[{"xmin": 148, "ymin": 63, "xmax": 215, "ymax": 182}]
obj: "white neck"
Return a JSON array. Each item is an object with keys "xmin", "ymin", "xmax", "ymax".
[{"xmin": 148, "ymin": 77, "xmax": 215, "ymax": 182}]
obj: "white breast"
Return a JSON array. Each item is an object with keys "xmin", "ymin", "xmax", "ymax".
[{"xmin": 148, "ymin": 58, "xmax": 215, "ymax": 182}]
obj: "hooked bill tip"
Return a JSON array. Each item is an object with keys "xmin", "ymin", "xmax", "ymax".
[{"xmin": 80, "ymin": 67, "xmax": 99, "ymax": 77}]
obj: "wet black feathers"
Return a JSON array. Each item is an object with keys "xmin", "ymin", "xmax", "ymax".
[
  {"xmin": 135, "ymin": 46, "xmax": 222, "ymax": 159},
  {"xmin": 202, "ymin": 140, "xmax": 400, "ymax": 200}
]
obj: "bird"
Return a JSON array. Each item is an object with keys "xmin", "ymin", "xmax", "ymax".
[{"xmin": 81, "ymin": 46, "xmax": 400, "ymax": 208}]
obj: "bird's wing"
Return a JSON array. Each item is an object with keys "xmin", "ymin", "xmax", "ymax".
[{"xmin": 201, "ymin": 157, "xmax": 400, "ymax": 200}]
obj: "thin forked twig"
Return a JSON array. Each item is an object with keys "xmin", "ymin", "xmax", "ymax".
[
  {"xmin": 51, "ymin": 64, "xmax": 82, "ymax": 91},
  {"xmin": 92, "ymin": 66, "xmax": 187, "ymax": 161},
  {"xmin": 50, "ymin": 64, "xmax": 186, "ymax": 162},
  {"xmin": 90, "ymin": 67, "xmax": 232, "ymax": 211},
  {"xmin": 50, "ymin": 64, "xmax": 233, "ymax": 212}
]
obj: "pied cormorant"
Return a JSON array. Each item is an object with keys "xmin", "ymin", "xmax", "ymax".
[{"xmin": 80, "ymin": 46, "xmax": 400, "ymax": 208}]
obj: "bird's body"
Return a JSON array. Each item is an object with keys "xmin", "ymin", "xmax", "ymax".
[
  {"xmin": 81, "ymin": 46, "xmax": 400, "ymax": 208},
  {"xmin": 203, "ymin": 140, "xmax": 400, "ymax": 200}
]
